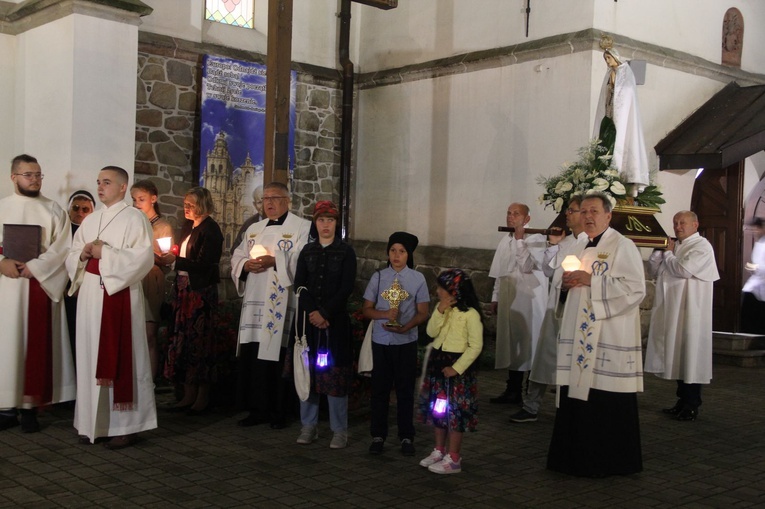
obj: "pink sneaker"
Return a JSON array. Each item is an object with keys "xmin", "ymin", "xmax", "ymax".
[{"xmin": 419, "ymin": 449, "xmax": 444, "ymax": 468}]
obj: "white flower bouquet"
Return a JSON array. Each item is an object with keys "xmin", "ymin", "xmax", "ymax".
[{"xmin": 537, "ymin": 139, "xmax": 664, "ymax": 212}]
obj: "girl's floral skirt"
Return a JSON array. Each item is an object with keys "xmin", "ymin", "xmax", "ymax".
[{"xmin": 417, "ymin": 348, "xmax": 478, "ymax": 432}]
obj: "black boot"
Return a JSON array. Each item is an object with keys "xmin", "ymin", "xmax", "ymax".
[{"xmin": 19, "ymin": 408, "xmax": 40, "ymax": 433}]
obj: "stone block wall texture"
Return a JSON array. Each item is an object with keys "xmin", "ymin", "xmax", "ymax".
[{"xmin": 135, "ymin": 35, "xmax": 343, "ymax": 299}]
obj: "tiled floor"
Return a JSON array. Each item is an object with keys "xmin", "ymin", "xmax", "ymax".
[{"xmin": 1, "ymin": 364, "xmax": 764, "ymax": 508}]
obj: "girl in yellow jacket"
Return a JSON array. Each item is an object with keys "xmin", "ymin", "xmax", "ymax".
[{"xmin": 418, "ymin": 269, "xmax": 483, "ymax": 474}]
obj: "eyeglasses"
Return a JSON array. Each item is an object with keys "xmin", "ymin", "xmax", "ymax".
[
  {"xmin": 262, "ymin": 196, "xmax": 288, "ymax": 202},
  {"xmin": 70, "ymin": 204, "xmax": 92, "ymax": 213},
  {"xmin": 183, "ymin": 203, "xmax": 196, "ymax": 210},
  {"xmin": 14, "ymin": 173, "xmax": 44, "ymax": 180},
  {"xmin": 565, "ymin": 208, "xmax": 580, "ymax": 215}
]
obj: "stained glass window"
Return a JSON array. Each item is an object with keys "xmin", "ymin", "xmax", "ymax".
[{"xmin": 205, "ymin": 0, "xmax": 254, "ymax": 29}]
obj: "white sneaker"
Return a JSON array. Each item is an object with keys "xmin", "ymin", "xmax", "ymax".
[
  {"xmin": 296, "ymin": 426, "xmax": 318, "ymax": 445},
  {"xmin": 428, "ymin": 456, "xmax": 462, "ymax": 474},
  {"xmin": 329, "ymin": 431, "xmax": 348, "ymax": 449},
  {"xmin": 419, "ymin": 449, "xmax": 445, "ymax": 468}
]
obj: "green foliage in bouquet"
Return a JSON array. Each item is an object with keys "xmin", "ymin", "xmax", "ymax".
[{"xmin": 538, "ymin": 116, "xmax": 663, "ymax": 212}]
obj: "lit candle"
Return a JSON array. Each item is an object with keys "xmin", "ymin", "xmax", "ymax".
[
  {"xmin": 561, "ymin": 255, "xmax": 581, "ymax": 272},
  {"xmin": 157, "ymin": 237, "xmax": 172, "ymax": 254},
  {"xmin": 249, "ymin": 244, "xmax": 268, "ymax": 259}
]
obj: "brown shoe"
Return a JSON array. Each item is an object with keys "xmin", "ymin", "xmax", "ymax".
[{"xmin": 103, "ymin": 434, "xmax": 136, "ymax": 450}]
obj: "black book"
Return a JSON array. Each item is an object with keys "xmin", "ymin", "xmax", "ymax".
[{"xmin": 3, "ymin": 224, "xmax": 42, "ymax": 263}]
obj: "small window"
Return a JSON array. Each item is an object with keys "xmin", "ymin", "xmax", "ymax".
[{"xmin": 206, "ymin": 0, "xmax": 254, "ymax": 29}]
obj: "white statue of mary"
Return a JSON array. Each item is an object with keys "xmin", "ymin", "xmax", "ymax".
[{"xmin": 593, "ymin": 41, "xmax": 650, "ymax": 191}]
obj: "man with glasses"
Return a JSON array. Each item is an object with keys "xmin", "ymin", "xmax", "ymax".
[
  {"xmin": 0, "ymin": 154, "xmax": 75, "ymax": 433},
  {"xmin": 547, "ymin": 192, "xmax": 645, "ymax": 477},
  {"xmin": 510, "ymin": 196, "xmax": 586, "ymax": 423},
  {"xmin": 231, "ymin": 182, "xmax": 311, "ymax": 429}
]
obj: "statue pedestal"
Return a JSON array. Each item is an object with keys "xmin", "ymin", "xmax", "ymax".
[{"xmin": 549, "ymin": 204, "xmax": 668, "ymax": 249}]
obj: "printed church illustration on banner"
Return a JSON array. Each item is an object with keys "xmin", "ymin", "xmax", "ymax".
[{"xmin": 199, "ymin": 54, "xmax": 296, "ymax": 253}]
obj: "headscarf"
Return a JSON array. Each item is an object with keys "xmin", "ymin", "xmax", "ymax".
[
  {"xmin": 438, "ymin": 268, "xmax": 468, "ymax": 302},
  {"xmin": 68, "ymin": 190, "xmax": 95, "ymax": 208},
  {"xmin": 387, "ymin": 231, "xmax": 418, "ymax": 269}
]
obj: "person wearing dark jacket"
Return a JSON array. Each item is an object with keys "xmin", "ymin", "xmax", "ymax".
[
  {"xmin": 163, "ymin": 187, "xmax": 223, "ymax": 415},
  {"xmin": 292, "ymin": 201, "xmax": 357, "ymax": 449}
]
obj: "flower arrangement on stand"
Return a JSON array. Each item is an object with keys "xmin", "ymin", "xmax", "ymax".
[{"xmin": 537, "ymin": 139, "xmax": 664, "ymax": 212}]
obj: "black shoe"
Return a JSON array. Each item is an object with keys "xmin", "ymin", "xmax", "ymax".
[
  {"xmin": 369, "ymin": 437, "xmax": 385, "ymax": 454},
  {"xmin": 509, "ymin": 409, "xmax": 538, "ymax": 423},
  {"xmin": 661, "ymin": 401, "xmax": 684, "ymax": 415},
  {"xmin": 237, "ymin": 413, "xmax": 268, "ymax": 427},
  {"xmin": 19, "ymin": 409, "xmax": 40, "ymax": 433},
  {"xmin": 0, "ymin": 414, "xmax": 20, "ymax": 431},
  {"xmin": 490, "ymin": 391, "xmax": 522, "ymax": 405},
  {"xmin": 400, "ymin": 438, "xmax": 415, "ymax": 456},
  {"xmin": 675, "ymin": 406, "xmax": 698, "ymax": 422}
]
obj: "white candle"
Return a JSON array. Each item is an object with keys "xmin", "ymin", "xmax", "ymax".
[
  {"xmin": 561, "ymin": 255, "xmax": 581, "ymax": 272},
  {"xmin": 249, "ymin": 244, "xmax": 268, "ymax": 259},
  {"xmin": 157, "ymin": 237, "xmax": 172, "ymax": 254}
]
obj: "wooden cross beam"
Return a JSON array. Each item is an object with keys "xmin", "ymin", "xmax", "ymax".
[
  {"xmin": 263, "ymin": 0, "xmax": 397, "ymax": 192},
  {"xmin": 263, "ymin": 0, "xmax": 293, "ymax": 187}
]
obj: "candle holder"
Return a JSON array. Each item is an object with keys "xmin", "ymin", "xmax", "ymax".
[
  {"xmin": 157, "ymin": 237, "xmax": 172, "ymax": 254},
  {"xmin": 561, "ymin": 255, "xmax": 582, "ymax": 272}
]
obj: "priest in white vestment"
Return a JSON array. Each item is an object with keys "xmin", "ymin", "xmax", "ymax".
[
  {"xmin": 66, "ymin": 167, "xmax": 155, "ymax": 449},
  {"xmin": 548, "ymin": 192, "xmax": 645, "ymax": 477},
  {"xmin": 510, "ymin": 196, "xmax": 586, "ymax": 423},
  {"xmin": 645, "ymin": 211, "xmax": 719, "ymax": 421},
  {"xmin": 0, "ymin": 154, "xmax": 75, "ymax": 433},
  {"xmin": 488, "ymin": 202, "xmax": 548, "ymax": 405},
  {"xmin": 231, "ymin": 182, "xmax": 311, "ymax": 428}
]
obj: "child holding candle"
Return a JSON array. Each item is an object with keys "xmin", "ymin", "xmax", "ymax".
[{"xmin": 418, "ymin": 269, "xmax": 483, "ymax": 474}]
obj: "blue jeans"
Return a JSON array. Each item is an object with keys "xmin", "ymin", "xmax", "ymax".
[{"xmin": 300, "ymin": 393, "xmax": 348, "ymax": 432}]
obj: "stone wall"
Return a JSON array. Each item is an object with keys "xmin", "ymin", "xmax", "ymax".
[{"xmin": 134, "ymin": 32, "xmax": 343, "ymax": 233}]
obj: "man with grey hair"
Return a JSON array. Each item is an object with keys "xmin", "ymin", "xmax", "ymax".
[
  {"xmin": 645, "ymin": 210, "xmax": 719, "ymax": 422},
  {"xmin": 231, "ymin": 182, "xmax": 311, "ymax": 429},
  {"xmin": 548, "ymin": 191, "xmax": 646, "ymax": 477}
]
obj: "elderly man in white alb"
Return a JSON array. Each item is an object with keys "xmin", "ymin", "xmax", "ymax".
[
  {"xmin": 645, "ymin": 211, "xmax": 719, "ymax": 422},
  {"xmin": 547, "ymin": 191, "xmax": 646, "ymax": 477},
  {"xmin": 231, "ymin": 182, "xmax": 311, "ymax": 429},
  {"xmin": 0, "ymin": 154, "xmax": 75, "ymax": 433},
  {"xmin": 67, "ymin": 166, "xmax": 156, "ymax": 449},
  {"xmin": 488, "ymin": 202, "xmax": 548, "ymax": 407}
]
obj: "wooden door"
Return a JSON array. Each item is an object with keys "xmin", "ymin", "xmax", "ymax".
[{"xmin": 691, "ymin": 162, "xmax": 744, "ymax": 332}]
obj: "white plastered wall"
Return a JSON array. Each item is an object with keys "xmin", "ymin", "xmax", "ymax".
[
  {"xmin": 0, "ymin": 34, "xmax": 16, "ymax": 199},
  {"xmin": 139, "ymin": 0, "xmax": 343, "ymax": 70},
  {"xmin": 4, "ymin": 14, "xmax": 139, "ymax": 207},
  {"xmin": 355, "ymin": 52, "xmax": 594, "ymax": 249}
]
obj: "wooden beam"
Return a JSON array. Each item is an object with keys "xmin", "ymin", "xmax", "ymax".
[
  {"xmin": 263, "ymin": 0, "xmax": 293, "ymax": 186},
  {"xmin": 352, "ymin": 0, "xmax": 398, "ymax": 9}
]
